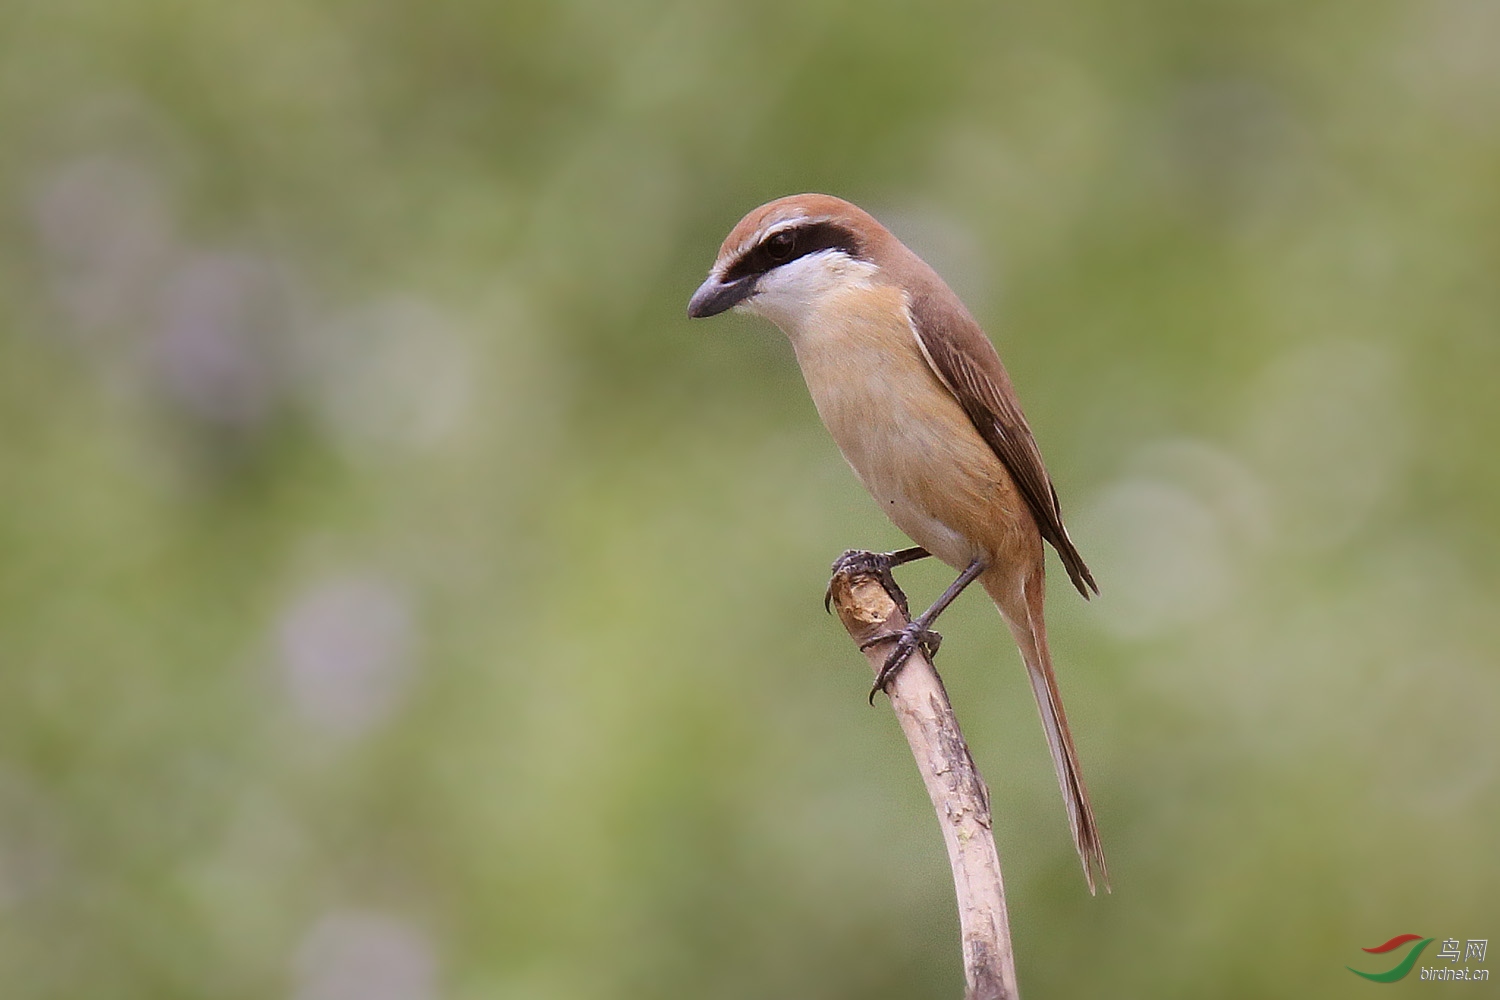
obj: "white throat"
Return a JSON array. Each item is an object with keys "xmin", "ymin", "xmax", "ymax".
[{"xmin": 736, "ymin": 250, "xmax": 879, "ymax": 334}]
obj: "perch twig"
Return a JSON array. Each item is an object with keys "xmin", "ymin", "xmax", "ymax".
[{"xmin": 828, "ymin": 558, "xmax": 1019, "ymax": 1000}]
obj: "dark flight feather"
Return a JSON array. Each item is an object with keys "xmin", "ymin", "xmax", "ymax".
[{"xmin": 907, "ymin": 291, "xmax": 1099, "ymax": 599}]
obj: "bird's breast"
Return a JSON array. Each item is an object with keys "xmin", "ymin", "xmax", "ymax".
[{"xmin": 782, "ymin": 285, "xmax": 1030, "ymax": 569}]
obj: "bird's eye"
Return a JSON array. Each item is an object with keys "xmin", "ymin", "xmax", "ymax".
[{"xmin": 764, "ymin": 230, "xmax": 796, "ymax": 263}]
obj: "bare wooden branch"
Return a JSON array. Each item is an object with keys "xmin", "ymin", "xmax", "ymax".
[{"xmin": 828, "ymin": 561, "xmax": 1019, "ymax": 1000}]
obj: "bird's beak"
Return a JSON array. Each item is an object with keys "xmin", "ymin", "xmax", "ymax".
[{"xmin": 687, "ymin": 273, "xmax": 755, "ymax": 319}]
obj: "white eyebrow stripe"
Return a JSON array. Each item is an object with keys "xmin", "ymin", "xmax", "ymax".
[
  {"xmin": 723, "ymin": 213, "xmax": 841, "ymax": 268},
  {"xmin": 761, "ymin": 216, "xmax": 813, "ymax": 238}
]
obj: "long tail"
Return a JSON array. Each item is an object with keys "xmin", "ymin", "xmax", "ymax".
[{"xmin": 986, "ymin": 569, "xmax": 1110, "ymax": 894}]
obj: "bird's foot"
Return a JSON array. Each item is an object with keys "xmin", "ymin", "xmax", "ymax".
[
  {"xmin": 860, "ymin": 622, "xmax": 943, "ymax": 704},
  {"xmin": 824, "ymin": 547, "xmax": 926, "ymax": 618}
]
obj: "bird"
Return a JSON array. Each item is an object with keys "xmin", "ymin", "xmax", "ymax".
[{"xmin": 687, "ymin": 193, "xmax": 1108, "ymax": 894}]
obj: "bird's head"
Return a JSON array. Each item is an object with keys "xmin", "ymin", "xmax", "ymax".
[{"xmin": 687, "ymin": 194, "xmax": 891, "ymax": 330}]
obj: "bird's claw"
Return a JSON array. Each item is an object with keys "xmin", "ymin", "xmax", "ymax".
[
  {"xmin": 861, "ymin": 622, "xmax": 942, "ymax": 703},
  {"xmin": 824, "ymin": 549, "xmax": 912, "ymax": 619}
]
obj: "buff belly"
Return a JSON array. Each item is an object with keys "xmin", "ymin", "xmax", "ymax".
[{"xmin": 784, "ymin": 285, "xmax": 1030, "ymax": 572}]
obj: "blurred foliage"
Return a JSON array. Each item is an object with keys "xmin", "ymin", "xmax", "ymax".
[{"xmin": 1, "ymin": 0, "xmax": 1498, "ymax": 998}]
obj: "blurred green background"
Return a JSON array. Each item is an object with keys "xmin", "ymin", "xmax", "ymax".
[{"xmin": 1, "ymin": 1, "xmax": 1497, "ymax": 997}]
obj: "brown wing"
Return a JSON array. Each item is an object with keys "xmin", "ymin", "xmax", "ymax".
[{"xmin": 908, "ymin": 292, "xmax": 1099, "ymax": 598}]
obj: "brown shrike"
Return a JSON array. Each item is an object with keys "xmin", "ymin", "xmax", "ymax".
[{"xmin": 688, "ymin": 193, "xmax": 1108, "ymax": 893}]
